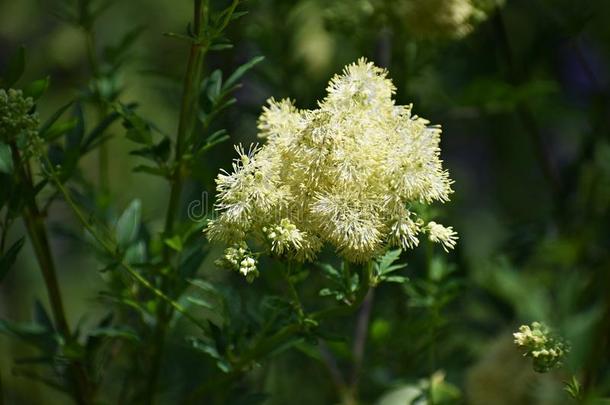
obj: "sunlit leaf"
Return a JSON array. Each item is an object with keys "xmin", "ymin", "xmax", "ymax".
[{"xmin": 116, "ymin": 199, "xmax": 141, "ymax": 247}]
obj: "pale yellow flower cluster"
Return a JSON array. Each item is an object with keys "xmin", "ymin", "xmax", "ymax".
[
  {"xmin": 207, "ymin": 59, "xmax": 456, "ymax": 275},
  {"xmin": 513, "ymin": 322, "xmax": 568, "ymax": 373},
  {"xmin": 397, "ymin": 0, "xmax": 500, "ymax": 39}
]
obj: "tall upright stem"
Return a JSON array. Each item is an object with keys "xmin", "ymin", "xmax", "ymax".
[
  {"xmin": 10, "ymin": 144, "xmax": 92, "ymax": 404},
  {"xmin": 145, "ymin": 1, "xmax": 208, "ymax": 402}
]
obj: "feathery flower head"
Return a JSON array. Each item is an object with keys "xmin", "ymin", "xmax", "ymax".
[
  {"xmin": 207, "ymin": 58, "xmax": 456, "ymax": 278},
  {"xmin": 426, "ymin": 221, "xmax": 458, "ymax": 252},
  {"xmin": 513, "ymin": 322, "xmax": 568, "ymax": 373},
  {"xmin": 0, "ymin": 89, "xmax": 39, "ymax": 144}
]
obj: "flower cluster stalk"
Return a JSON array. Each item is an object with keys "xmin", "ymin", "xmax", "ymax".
[{"xmin": 186, "ymin": 261, "xmax": 375, "ymax": 403}]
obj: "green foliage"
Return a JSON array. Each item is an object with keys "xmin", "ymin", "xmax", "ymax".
[
  {"xmin": 0, "ymin": 143, "xmax": 13, "ymax": 174},
  {"xmin": 0, "ymin": 237, "xmax": 25, "ymax": 281},
  {"xmin": 3, "ymin": 0, "xmax": 610, "ymax": 404}
]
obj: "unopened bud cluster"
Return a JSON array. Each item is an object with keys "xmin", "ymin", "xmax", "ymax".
[{"xmin": 0, "ymin": 89, "xmax": 39, "ymax": 143}]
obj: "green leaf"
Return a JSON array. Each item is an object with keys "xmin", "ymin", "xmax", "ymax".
[
  {"xmin": 223, "ymin": 56, "xmax": 264, "ymax": 91},
  {"xmin": 124, "ymin": 241, "xmax": 146, "ymax": 264},
  {"xmin": 206, "ymin": 69, "xmax": 223, "ymax": 102},
  {"xmin": 375, "ymin": 248, "xmax": 406, "ymax": 275},
  {"xmin": 0, "ymin": 318, "xmax": 58, "ymax": 352},
  {"xmin": 230, "ymin": 11, "xmax": 248, "ymax": 21},
  {"xmin": 189, "ymin": 279, "xmax": 218, "ymax": 293},
  {"xmin": 22, "ymin": 77, "xmax": 50, "ymax": 100},
  {"xmin": 319, "ymin": 263, "xmax": 341, "ymax": 280},
  {"xmin": 188, "ymin": 336, "xmax": 232, "ymax": 373},
  {"xmin": 116, "ymin": 104, "xmax": 153, "ymax": 145},
  {"xmin": 42, "ymin": 119, "xmax": 78, "ymax": 142},
  {"xmin": 33, "ymin": 300, "xmax": 54, "ymax": 332},
  {"xmin": 162, "ymin": 32, "xmax": 194, "ymax": 42},
  {"xmin": 39, "ymin": 101, "xmax": 73, "ymax": 137},
  {"xmin": 0, "ymin": 142, "xmax": 14, "ymax": 174},
  {"xmin": 382, "ymin": 275, "xmax": 409, "ymax": 284},
  {"xmin": 82, "ymin": 110, "xmax": 121, "ymax": 151},
  {"xmin": 0, "ymin": 237, "xmax": 25, "ymax": 282},
  {"xmin": 209, "ymin": 43, "xmax": 233, "ymax": 51},
  {"xmin": 1, "ymin": 46, "xmax": 25, "ymax": 88},
  {"xmin": 186, "ymin": 296, "xmax": 215, "ymax": 310},
  {"xmin": 130, "ymin": 136, "xmax": 171, "ymax": 163},
  {"xmin": 164, "ymin": 235, "xmax": 183, "ymax": 252},
  {"xmin": 116, "ymin": 199, "xmax": 141, "ymax": 247},
  {"xmin": 66, "ymin": 103, "xmax": 85, "ymax": 151}
]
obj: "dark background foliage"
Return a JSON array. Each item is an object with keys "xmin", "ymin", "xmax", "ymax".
[{"xmin": 1, "ymin": 0, "xmax": 610, "ymax": 403}]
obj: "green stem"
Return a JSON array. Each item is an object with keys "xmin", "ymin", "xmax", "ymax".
[
  {"xmin": 11, "ymin": 145, "xmax": 92, "ymax": 404},
  {"xmin": 43, "ymin": 158, "xmax": 207, "ymax": 332},
  {"xmin": 146, "ymin": 1, "xmax": 209, "ymax": 402},
  {"xmin": 283, "ymin": 262, "xmax": 304, "ymax": 318},
  {"xmin": 186, "ymin": 262, "xmax": 374, "ymax": 403}
]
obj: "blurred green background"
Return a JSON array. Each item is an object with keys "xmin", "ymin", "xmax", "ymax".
[{"xmin": 2, "ymin": 0, "xmax": 610, "ymax": 403}]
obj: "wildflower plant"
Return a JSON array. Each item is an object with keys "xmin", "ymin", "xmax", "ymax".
[
  {"xmin": 3, "ymin": 0, "xmax": 610, "ymax": 404},
  {"xmin": 208, "ymin": 58, "xmax": 457, "ymax": 275},
  {"xmin": 514, "ymin": 322, "xmax": 569, "ymax": 373}
]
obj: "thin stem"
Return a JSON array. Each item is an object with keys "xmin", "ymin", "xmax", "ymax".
[
  {"xmin": 60, "ymin": 189, "xmax": 203, "ymax": 329},
  {"xmin": 10, "ymin": 145, "xmax": 92, "ymax": 404},
  {"xmin": 186, "ymin": 261, "xmax": 375, "ymax": 403},
  {"xmin": 318, "ymin": 340, "xmax": 347, "ymax": 391},
  {"xmin": 283, "ymin": 262, "xmax": 304, "ymax": 318},
  {"xmin": 350, "ymin": 288, "xmax": 374, "ymax": 389},
  {"xmin": 43, "ymin": 159, "xmax": 207, "ymax": 332},
  {"xmin": 318, "ymin": 340, "xmax": 359, "ymax": 405}
]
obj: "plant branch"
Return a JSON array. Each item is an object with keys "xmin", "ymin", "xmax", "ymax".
[
  {"xmin": 146, "ymin": 0, "xmax": 210, "ymax": 402},
  {"xmin": 42, "ymin": 158, "xmax": 207, "ymax": 333},
  {"xmin": 350, "ymin": 288, "xmax": 374, "ymax": 389},
  {"xmin": 186, "ymin": 262, "xmax": 374, "ymax": 402},
  {"xmin": 10, "ymin": 144, "xmax": 92, "ymax": 404},
  {"xmin": 284, "ymin": 262, "xmax": 304, "ymax": 318}
]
